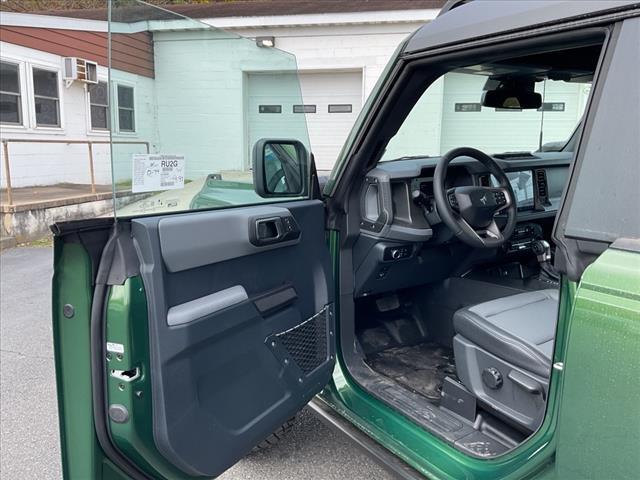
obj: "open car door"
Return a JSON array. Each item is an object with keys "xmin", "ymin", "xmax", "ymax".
[
  {"xmin": 51, "ymin": 2, "xmax": 335, "ymax": 479},
  {"xmin": 54, "ymin": 197, "xmax": 334, "ymax": 479}
]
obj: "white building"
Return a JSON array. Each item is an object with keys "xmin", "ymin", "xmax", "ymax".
[
  {"xmin": 0, "ymin": 1, "xmax": 443, "ymax": 192},
  {"xmin": 1, "ymin": 0, "xmax": 586, "ymax": 195}
]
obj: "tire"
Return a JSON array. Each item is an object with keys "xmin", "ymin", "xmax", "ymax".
[{"xmin": 252, "ymin": 417, "xmax": 296, "ymax": 451}]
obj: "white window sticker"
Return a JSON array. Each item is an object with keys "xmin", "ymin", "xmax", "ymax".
[
  {"xmin": 106, "ymin": 342, "xmax": 125, "ymax": 354},
  {"xmin": 132, "ymin": 154, "xmax": 185, "ymax": 193}
]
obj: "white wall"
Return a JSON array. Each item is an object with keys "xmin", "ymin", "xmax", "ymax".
[
  {"xmin": 231, "ymin": 22, "xmax": 424, "ymax": 99},
  {"xmin": 146, "ymin": 22, "xmax": 423, "ymax": 178},
  {"xmin": 1, "ymin": 19, "xmax": 425, "ymax": 188},
  {"xmin": 0, "ymin": 42, "xmax": 154, "ymax": 189},
  {"xmin": 439, "ymin": 73, "xmax": 587, "ymax": 154}
]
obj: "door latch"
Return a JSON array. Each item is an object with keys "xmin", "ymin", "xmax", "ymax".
[{"xmin": 110, "ymin": 367, "xmax": 140, "ymax": 382}]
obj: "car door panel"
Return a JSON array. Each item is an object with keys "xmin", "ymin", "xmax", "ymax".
[
  {"xmin": 156, "ymin": 205, "xmax": 302, "ymax": 272},
  {"xmin": 129, "ymin": 199, "xmax": 334, "ymax": 477}
]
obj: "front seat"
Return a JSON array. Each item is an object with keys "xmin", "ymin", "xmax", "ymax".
[{"xmin": 452, "ymin": 289, "xmax": 558, "ymax": 432}]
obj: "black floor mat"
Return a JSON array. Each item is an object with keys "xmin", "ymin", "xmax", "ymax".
[{"xmin": 365, "ymin": 342, "xmax": 458, "ymax": 403}]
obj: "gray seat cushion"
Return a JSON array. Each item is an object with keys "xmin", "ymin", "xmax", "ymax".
[{"xmin": 453, "ymin": 289, "xmax": 559, "ymax": 377}]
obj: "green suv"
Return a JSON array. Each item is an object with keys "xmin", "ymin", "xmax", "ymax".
[{"xmin": 52, "ymin": 1, "xmax": 640, "ymax": 479}]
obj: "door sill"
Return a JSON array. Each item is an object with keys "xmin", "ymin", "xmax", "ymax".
[{"xmin": 307, "ymin": 398, "xmax": 425, "ymax": 480}]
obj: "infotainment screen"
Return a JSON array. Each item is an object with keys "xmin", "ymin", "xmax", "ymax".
[{"xmin": 492, "ymin": 170, "xmax": 534, "ymax": 209}]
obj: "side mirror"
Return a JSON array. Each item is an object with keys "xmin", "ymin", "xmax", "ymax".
[{"xmin": 252, "ymin": 139, "xmax": 309, "ymax": 198}]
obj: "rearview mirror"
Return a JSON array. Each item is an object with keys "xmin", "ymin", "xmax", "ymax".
[
  {"xmin": 252, "ymin": 139, "xmax": 309, "ymax": 197},
  {"xmin": 481, "ymin": 78, "xmax": 542, "ymax": 110}
]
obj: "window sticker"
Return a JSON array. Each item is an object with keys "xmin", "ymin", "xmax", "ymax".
[{"xmin": 132, "ymin": 154, "xmax": 185, "ymax": 193}]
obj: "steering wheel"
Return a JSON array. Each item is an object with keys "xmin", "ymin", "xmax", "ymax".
[{"xmin": 433, "ymin": 147, "xmax": 517, "ymax": 248}]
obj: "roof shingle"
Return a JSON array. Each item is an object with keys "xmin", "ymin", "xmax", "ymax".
[{"xmin": 32, "ymin": 0, "xmax": 446, "ymax": 22}]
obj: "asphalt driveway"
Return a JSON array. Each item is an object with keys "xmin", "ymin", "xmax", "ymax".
[{"xmin": 0, "ymin": 246, "xmax": 393, "ymax": 480}]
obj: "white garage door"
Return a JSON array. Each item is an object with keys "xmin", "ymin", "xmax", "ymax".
[
  {"xmin": 247, "ymin": 71, "xmax": 363, "ymax": 172},
  {"xmin": 440, "ymin": 72, "xmax": 589, "ymax": 154}
]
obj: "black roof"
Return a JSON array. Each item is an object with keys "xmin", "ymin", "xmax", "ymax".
[{"xmin": 405, "ymin": 0, "xmax": 639, "ymax": 54}]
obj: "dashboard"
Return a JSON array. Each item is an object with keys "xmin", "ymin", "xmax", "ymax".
[
  {"xmin": 354, "ymin": 151, "xmax": 571, "ymax": 296},
  {"xmin": 360, "ymin": 151, "xmax": 571, "ymax": 242}
]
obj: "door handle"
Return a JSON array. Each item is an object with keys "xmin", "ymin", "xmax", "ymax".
[
  {"xmin": 255, "ymin": 217, "xmax": 283, "ymax": 242},
  {"xmin": 250, "ymin": 215, "xmax": 301, "ymax": 246}
]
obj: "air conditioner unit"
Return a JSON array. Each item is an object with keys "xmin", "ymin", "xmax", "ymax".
[{"xmin": 63, "ymin": 57, "xmax": 98, "ymax": 86}]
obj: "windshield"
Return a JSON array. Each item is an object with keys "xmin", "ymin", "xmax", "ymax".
[
  {"xmin": 381, "ymin": 71, "xmax": 591, "ymax": 161},
  {"xmin": 107, "ymin": 0, "xmax": 310, "ymax": 217}
]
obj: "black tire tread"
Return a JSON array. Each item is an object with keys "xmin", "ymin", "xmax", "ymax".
[{"xmin": 252, "ymin": 417, "xmax": 296, "ymax": 451}]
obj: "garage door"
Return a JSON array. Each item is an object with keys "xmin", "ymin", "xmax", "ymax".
[
  {"xmin": 247, "ymin": 71, "xmax": 363, "ymax": 172},
  {"xmin": 439, "ymin": 72, "xmax": 589, "ymax": 154}
]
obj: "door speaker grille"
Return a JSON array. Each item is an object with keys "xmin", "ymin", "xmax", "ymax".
[{"xmin": 276, "ymin": 308, "xmax": 329, "ymax": 376}]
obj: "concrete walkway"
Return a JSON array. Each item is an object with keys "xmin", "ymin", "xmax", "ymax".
[{"xmin": 1, "ymin": 183, "xmax": 113, "ymax": 209}]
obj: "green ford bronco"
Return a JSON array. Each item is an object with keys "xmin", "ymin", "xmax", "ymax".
[{"xmin": 52, "ymin": 1, "xmax": 640, "ymax": 479}]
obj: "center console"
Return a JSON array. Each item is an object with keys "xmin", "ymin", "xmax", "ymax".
[{"xmin": 505, "ymin": 222, "xmax": 544, "ymax": 254}]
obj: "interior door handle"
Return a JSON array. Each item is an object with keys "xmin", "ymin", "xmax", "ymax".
[
  {"xmin": 250, "ymin": 215, "xmax": 301, "ymax": 246},
  {"xmin": 256, "ymin": 217, "xmax": 283, "ymax": 242}
]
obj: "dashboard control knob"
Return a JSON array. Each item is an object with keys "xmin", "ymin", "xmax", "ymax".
[
  {"xmin": 412, "ymin": 190, "xmax": 427, "ymax": 204},
  {"xmin": 391, "ymin": 248, "xmax": 402, "ymax": 260}
]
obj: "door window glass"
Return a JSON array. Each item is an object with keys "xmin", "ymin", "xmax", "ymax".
[{"xmin": 108, "ymin": 0, "xmax": 310, "ymax": 217}]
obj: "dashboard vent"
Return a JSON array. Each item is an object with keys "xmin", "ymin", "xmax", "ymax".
[{"xmin": 534, "ymin": 169, "xmax": 550, "ymax": 205}]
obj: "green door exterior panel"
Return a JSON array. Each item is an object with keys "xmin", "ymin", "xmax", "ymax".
[
  {"xmin": 52, "ymin": 239, "xmax": 195, "ymax": 480},
  {"xmin": 105, "ymin": 277, "xmax": 192, "ymax": 480},
  {"xmin": 553, "ymin": 247, "xmax": 640, "ymax": 480},
  {"xmin": 52, "ymin": 239, "xmax": 129, "ymax": 480}
]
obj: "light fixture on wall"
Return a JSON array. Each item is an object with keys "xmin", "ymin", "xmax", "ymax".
[{"xmin": 256, "ymin": 36, "xmax": 276, "ymax": 48}]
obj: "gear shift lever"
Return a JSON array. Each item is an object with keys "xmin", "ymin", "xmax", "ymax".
[
  {"xmin": 531, "ymin": 240, "xmax": 559, "ymax": 282},
  {"xmin": 532, "ymin": 240, "xmax": 551, "ymax": 263}
]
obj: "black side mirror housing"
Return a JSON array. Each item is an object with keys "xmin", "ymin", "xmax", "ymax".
[{"xmin": 252, "ymin": 139, "xmax": 310, "ymax": 198}]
